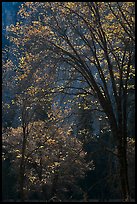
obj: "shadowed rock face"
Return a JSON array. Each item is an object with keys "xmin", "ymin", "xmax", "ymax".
[
  {"xmin": 2, "ymin": 2, "xmax": 24, "ymax": 26},
  {"xmin": 2, "ymin": 2, "xmax": 23, "ymax": 48},
  {"xmin": 2, "ymin": 2, "xmax": 24, "ymax": 128}
]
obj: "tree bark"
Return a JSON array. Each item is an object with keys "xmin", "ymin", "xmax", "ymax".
[
  {"xmin": 51, "ymin": 172, "xmax": 59, "ymax": 197},
  {"xmin": 117, "ymin": 132, "xmax": 130, "ymax": 202},
  {"xmin": 19, "ymin": 126, "xmax": 27, "ymax": 202}
]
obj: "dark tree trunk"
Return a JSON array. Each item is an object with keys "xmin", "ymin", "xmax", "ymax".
[
  {"xmin": 51, "ymin": 173, "xmax": 59, "ymax": 197},
  {"xmin": 117, "ymin": 131, "xmax": 130, "ymax": 202},
  {"xmin": 115, "ymin": 89, "xmax": 130, "ymax": 202},
  {"xmin": 19, "ymin": 126, "xmax": 27, "ymax": 202}
]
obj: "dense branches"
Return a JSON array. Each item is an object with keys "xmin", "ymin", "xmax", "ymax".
[{"xmin": 3, "ymin": 2, "xmax": 135, "ymax": 202}]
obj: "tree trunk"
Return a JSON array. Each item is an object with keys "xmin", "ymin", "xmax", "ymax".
[
  {"xmin": 51, "ymin": 173, "xmax": 59, "ymax": 197},
  {"xmin": 117, "ymin": 136, "xmax": 130, "ymax": 202},
  {"xmin": 19, "ymin": 126, "xmax": 27, "ymax": 202},
  {"xmin": 116, "ymin": 90, "xmax": 130, "ymax": 202},
  {"xmin": 19, "ymin": 165, "xmax": 25, "ymax": 202}
]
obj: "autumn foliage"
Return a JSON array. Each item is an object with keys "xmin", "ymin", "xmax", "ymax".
[{"xmin": 2, "ymin": 2, "xmax": 135, "ymax": 202}]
